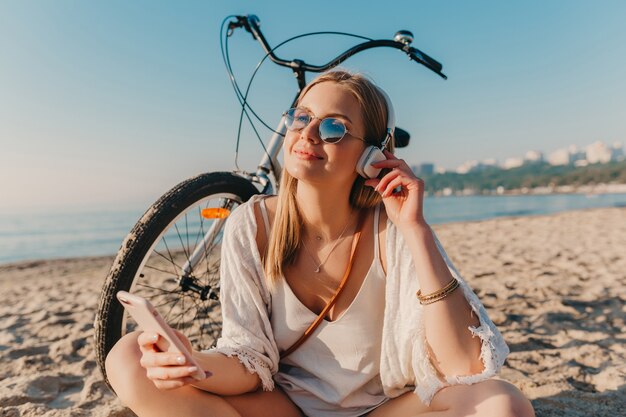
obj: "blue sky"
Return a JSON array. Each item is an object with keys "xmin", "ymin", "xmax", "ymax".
[{"xmin": 1, "ymin": 1, "xmax": 625, "ymax": 211}]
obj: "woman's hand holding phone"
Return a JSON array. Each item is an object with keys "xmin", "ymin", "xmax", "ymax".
[
  {"xmin": 116, "ymin": 291, "xmax": 210, "ymax": 390},
  {"xmin": 137, "ymin": 329, "xmax": 209, "ymax": 390}
]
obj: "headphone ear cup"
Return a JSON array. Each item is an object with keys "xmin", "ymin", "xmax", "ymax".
[{"xmin": 356, "ymin": 146, "xmax": 386, "ymax": 179}]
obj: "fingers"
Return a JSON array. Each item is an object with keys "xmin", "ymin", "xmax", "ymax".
[
  {"xmin": 145, "ymin": 363, "xmax": 205, "ymax": 390},
  {"xmin": 140, "ymin": 350, "xmax": 187, "ymax": 368},
  {"xmin": 367, "ymin": 154, "xmax": 422, "ymax": 194},
  {"xmin": 370, "ymin": 158, "xmax": 405, "ymax": 169},
  {"xmin": 136, "ymin": 331, "xmax": 208, "ymax": 390},
  {"xmin": 146, "ymin": 365, "xmax": 201, "ymax": 381},
  {"xmin": 151, "ymin": 376, "xmax": 200, "ymax": 391},
  {"xmin": 380, "ymin": 176, "xmax": 406, "ymax": 197},
  {"xmin": 137, "ymin": 331, "xmax": 160, "ymax": 351}
]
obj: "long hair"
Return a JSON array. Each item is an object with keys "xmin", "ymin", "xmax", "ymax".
[{"xmin": 263, "ymin": 69, "xmax": 395, "ymax": 289}]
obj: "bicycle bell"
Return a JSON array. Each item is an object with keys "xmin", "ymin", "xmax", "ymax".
[{"xmin": 394, "ymin": 30, "xmax": 414, "ymax": 45}]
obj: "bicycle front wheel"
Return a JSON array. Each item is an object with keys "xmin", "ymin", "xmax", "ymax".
[{"xmin": 94, "ymin": 171, "xmax": 260, "ymax": 386}]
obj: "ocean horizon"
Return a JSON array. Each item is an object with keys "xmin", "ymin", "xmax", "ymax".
[{"xmin": 1, "ymin": 192, "xmax": 626, "ymax": 265}]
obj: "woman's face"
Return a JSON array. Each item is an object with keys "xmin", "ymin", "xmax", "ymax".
[{"xmin": 283, "ymin": 81, "xmax": 367, "ymax": 188}]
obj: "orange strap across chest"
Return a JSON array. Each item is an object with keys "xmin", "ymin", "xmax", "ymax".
[{"xmin": 280, "ymin": 210, "xmax": 367, "ymax": 360}]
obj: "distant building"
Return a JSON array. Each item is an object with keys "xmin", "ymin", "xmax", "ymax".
[
  {"xmin": 574, "ymin": 160, "xmax": 589, "ymax": 167},
  {"xmin": 413, "ymin": 163, "xmax": 434, "ymax": 176},
  {"xmin": 568, "ymin": 145, "xmax": 586, "ymax": 164},
  {"xmin": 455, "ymin": 160, "xmax": 479, "ymax": 174},
  {"xmin": 455, "ymin": 159, "xmax": 495, "ymax": 174},
  {"xmin": 502, "ymin": 157, "xmax": 524, "ymax": 170},
  {"xmin": 586, "ymin": 141, "xmax": 613, "ymax": 164},
  {"xmin": 548, "ymin": 148, "xmax": 572, "ymax": 166},
  {"xmin": 611, "ymin": 141, "xmax": 624, "ymax": 161},
  {"xmin": 524, "ymin": 150, "xmax": 544, "ymax": 163},
  {"xmin": 481, "ymin": 158, "xmax": 498, "ymax": 167},
  {"xmin": 435, "ymin": 165, "xmax": 447, "ymax": 174}
]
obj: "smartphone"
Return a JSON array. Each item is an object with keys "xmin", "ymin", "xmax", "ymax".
[{"xmin": 116, "ymin": 291, "xmax": 206, "ymax": 380}]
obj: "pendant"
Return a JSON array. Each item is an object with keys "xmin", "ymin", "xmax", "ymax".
[{"xmin": 315, "ymin": 267, "xmax": 321, "ymax": 273}]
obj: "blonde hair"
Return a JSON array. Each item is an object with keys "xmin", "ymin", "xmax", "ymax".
[{"xmin": 263, "ymin": 69, "xmax": 395, "ymax": 289}]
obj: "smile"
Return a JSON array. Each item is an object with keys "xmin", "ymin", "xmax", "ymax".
[{"xmin": 294, "ymin": 149, "xmax": 323, "ymax": 160}]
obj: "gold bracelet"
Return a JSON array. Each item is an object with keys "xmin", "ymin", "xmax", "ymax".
[
  {"xmin": 416, "ymin": 278, "xmax": 460, "ymax": 305},
  {"xmin": 416, "ymin": 278, "xmax": 457, "ymax": 299}
]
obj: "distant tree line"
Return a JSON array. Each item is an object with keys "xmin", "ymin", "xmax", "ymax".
[{"xmin": 419, "ymin": 160, "xmax": 626, "ymax": 194}]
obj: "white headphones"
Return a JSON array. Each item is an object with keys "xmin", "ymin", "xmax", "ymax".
[{"xmin": 355, "ymin": 87, "xmax": 396, "ymax": 179}]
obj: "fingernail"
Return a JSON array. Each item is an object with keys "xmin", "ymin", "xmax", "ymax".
[
  {"xmin": 177, "ymin": 356, "xmax": 186, "ymax": 365},
  {"xmin": 187, "ymin": 366, "xmax": 198, "ymax": 373}
]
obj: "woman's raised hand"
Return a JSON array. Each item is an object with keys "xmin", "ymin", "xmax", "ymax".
[
  {"xmin": 364, "ymin": 149, "xmax": 427, "ymax": 228},
  {"xmin": 137, "ymin": 329, "xmax": 204, "ymax": 390}
]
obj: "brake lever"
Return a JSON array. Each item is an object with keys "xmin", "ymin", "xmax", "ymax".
[{"xmin": 227, "ymin": 16, "xmax": 254, "ymax": 39}]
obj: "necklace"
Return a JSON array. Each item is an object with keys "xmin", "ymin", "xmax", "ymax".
[{"xmin": 301, "ymin": 214, "xmax": 354, "ymax": 273}]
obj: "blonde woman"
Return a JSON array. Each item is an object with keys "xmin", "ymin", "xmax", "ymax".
[{"xmin": 106, "ymin": 70, "xmax": 534, "ymax": 417}]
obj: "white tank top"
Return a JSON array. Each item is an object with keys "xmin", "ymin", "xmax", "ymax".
[{"xmin": 258, "ymin": 197, "xmax": 389, "ymax": 417}]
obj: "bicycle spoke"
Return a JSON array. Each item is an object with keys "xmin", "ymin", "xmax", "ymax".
[
  {"xmin": 172, "ymin": 298, "xmax": 195, "ymax": 330},
  {"xmin": 174, "ymin": 222, "xmax": 191, "ymax": 264},
  {"xmin": 135, "ymin": 282, "xmax": 179, "ymax": 295},
  {"xmin": 161, "ymin": 237, "xmax": 182, "ymax": 274},
  {"xmin": 191, "ymin": 206, "xmax": 206, "ymax": 257},
  {"xmin": 190, "ymin": 295, "xmax": 215, "ymax": 346},
  {"xmin": 153, "ymin": 296, "xmax": 183, "ymax": 310},
  {"xmin": 152, "ymin": 248, "xmax": 184, "ymax": 272},
  {"xmin": 199, "ymin": 214, "xmax": 212, "ymax": 286},
  {"xmin": 143, "ymin": 263, "xmax": 179, "ymax": 277}
]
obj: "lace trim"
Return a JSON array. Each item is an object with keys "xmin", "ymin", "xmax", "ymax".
[
  {"xmin": 412, "ymin": 277, "xmax": 509, "ymax": 405},
  {"xmin": 210, "ymin": 346, "xmax": 275, "ymax": 391}
]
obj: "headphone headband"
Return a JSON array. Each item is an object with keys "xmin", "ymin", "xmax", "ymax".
[{"xmin": 375, "ymin": 86, "xmax": 395, "ymax": 150}]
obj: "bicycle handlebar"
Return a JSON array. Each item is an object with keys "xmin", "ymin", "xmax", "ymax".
[{"xmin": 228, "ymin": 15, "xmax": 447, "ymax": 80}]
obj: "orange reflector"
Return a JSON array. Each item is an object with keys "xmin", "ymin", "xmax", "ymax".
[{"xmin": 201, "ymin": 208, "xmax": 230, "ymax": 219}]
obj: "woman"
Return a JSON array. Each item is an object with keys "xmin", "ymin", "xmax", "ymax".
[{"xmin": 106, "ymin": 70, "xmax": 535, "ymax": 417}]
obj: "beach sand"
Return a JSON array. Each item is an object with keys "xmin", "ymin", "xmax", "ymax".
[{"xmin": 0, "ymin": 207, "xmax": 624, "ymax": 416}]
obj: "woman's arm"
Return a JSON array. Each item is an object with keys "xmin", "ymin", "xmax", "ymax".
[
  {"xmin": 136, "ymin": 330, "xmax": 262, "ymax": 394},
  {"xmin": 367, "ymin": 150, "xmax": 487, "ymax": 378},
  {"xmin": 190, "ymin": 351, "xmax": 261, "ymax": 395},
  {"xmin": 401, "ymin": 223, "xmax": 484, "ymax": 377}
]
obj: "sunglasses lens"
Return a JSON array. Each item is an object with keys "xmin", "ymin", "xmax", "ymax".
[
  {"xmin": 284, "ymin": 108, "xmax": 309, "ymax": 131},
  {"xmin": 319, "ymin": 118, "xmax": 346, "ymax": 143}
]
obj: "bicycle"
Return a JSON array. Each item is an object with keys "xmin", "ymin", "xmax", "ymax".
[{"xmin": 94, "ymin": 14, "xmax": 446, "ymax": 386}]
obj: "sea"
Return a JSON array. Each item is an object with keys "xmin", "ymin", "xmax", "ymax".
[{"xmin": 1, "ymin": 192, "xmax": 626, "ymax": 265}]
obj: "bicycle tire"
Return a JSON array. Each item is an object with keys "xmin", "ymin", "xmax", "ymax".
[{"xmin": 94, "ymin": 171, "xmax": 260, "ymax": 387}]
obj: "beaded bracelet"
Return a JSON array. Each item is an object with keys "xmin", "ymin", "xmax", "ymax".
[{"xmin": 416, "ymin": 278, "xmax": 460, "ymax": 305}]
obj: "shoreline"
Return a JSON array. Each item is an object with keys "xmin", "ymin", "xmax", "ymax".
[
  {"xmin": 0, "ymin": 207, "xmax": 624, "ymax": 416},
  {"xmin": 428, "ymin": 182, "xmax": 626, "ymax": 197},
  {"xmin": 2, "ymin": 203, "xmax": 626, "ymax": 268}
]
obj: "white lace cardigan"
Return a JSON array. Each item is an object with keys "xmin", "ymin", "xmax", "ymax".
[{"xmin": 206, "ymin": 194, "xmax": 509, "ymax": 405}]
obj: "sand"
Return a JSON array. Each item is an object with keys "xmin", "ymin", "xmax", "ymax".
[{"xmin": 0, "ymin": 206, "xmax": 624, "ymax": 416}]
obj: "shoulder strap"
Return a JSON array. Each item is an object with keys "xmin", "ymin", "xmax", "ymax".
[
  {"xmin": 280, "ymin": 210, "xmax": 367, "ymax": 360},
  {"xmin": 258, "ymin": 196, "xmax": 271, "ymax": 236}
]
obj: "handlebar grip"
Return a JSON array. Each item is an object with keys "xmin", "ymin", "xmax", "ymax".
[{"xmin": 410, "ymin": 47, "xmax": 443, "ymax": 74}]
